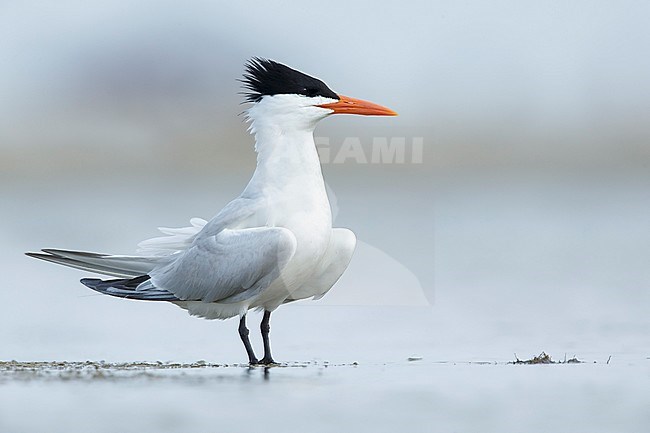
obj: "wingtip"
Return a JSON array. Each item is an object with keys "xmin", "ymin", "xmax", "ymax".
[
  {"xmin": 39, "ymin": 248, "xmax": 67, "ymax": 258},
  {"xmin": 26, "ymin": 251, "xmax": 51, "ymax": 259},
  {"xmin": 40, "ymin": 248, "xmax": 66, "ymax": 257},
  {"xmin": 80, "ymin": 278, "xmax": 101, "ymax": 289}
]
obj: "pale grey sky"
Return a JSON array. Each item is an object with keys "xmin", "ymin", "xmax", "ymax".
[{"xmin": 1, "ymin": 0, "xmax": 649, "ymax": 171}]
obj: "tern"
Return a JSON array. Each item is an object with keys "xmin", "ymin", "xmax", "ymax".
[{"xmin": 27, "ymin": 58, "xmax": 397, "ymax": 365}]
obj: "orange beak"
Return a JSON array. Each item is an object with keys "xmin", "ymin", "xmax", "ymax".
[{"xmin": 318, "ymin": 94, "xmax": 398, "ymax": 116}]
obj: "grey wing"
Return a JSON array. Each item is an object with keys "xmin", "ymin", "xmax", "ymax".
[
  {"xmin": 195, "ymin": 196, "xmax": 265, "ymax": 240},
  {"xmin": 138, "ymin": 197, "xmax": 264, "ymax": 256},
  {"xmin": 149, "ymin": 227, "xmax": 296, "ymax": 304}
]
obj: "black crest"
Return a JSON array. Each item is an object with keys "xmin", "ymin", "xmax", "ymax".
[{"xmin": 241, "ymin": 58, "xmax": 339, "ymax": 103}]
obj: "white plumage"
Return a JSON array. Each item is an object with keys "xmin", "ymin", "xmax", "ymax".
[{"xmin": 27, "ymin": 58, "xmax": 396, "ymax": 363}]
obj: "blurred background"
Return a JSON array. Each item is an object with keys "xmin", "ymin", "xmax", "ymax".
[
  {"xmin": 1, "ymin": 0, "xmax": 649, "ymax": 372},
  {"xmin": 2, "ymin": 1, "xmax": 649, "ymax": 431}
]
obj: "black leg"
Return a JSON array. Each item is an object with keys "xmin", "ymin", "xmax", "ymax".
[
  {"xmin": 259, "ymin": 310, "xmax": 276, "ymax": 365},
  {"xmin": 238, "ymin": 314, "xmax": 258, "ymax": 365}
]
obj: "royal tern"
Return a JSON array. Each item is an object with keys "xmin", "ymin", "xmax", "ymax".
[{"xmin": 27, "ymin": 58, "xmax": 397, "ymax": 364}]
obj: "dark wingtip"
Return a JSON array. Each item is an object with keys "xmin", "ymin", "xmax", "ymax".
[
  {"xmin": 26, "ymin": 251, "xmax": 53, "ymax": 259},
  {"xmin": 80, "ymin": 278, "xmax": 102, "ymax": 289},
  {"xmin": 40, "ymin": 248, "xmax": 64, "ymax": 257},
  {"xmin": 42, "ymin": 248, "xmax": 105, "ymax": 258}
]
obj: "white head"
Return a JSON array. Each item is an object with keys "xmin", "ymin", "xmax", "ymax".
[{"xmin": 242, "ymin": 58, "xmax": 397, "ymax": 134}]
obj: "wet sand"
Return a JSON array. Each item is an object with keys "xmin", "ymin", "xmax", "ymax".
[{"xmin": 1, "ymin": 357, "xmax": 648, "ymax": 433}]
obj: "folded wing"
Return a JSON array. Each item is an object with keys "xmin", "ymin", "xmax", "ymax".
[{"xmin": 151, "ymin": 227, "xmax": 297, "ymax": 304}]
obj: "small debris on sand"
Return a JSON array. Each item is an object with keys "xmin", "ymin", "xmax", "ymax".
[
  {"xmin": 510, "ymin": 352, "xmax": 584, "ymax": 365},
  {"xmin": 0, "ymin": 360, "xmax": 366, "ymax": 382}
]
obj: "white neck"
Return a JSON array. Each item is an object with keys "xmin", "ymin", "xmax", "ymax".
[
  {"xmin": 244, "ymin": 112, "xmax": 325, "ymax": 200},
  {"xmin": 248, "ymin": 125, "xmax": 322, "ymax": 192},
  {"xmin": 242, "ymin": 97, "xmax": 330, "ymax": 198}
]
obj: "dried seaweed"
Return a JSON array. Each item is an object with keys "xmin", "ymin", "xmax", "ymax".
[{"xmin": 510, "ymin": 352, "xmax": 583, "ymax": 365}]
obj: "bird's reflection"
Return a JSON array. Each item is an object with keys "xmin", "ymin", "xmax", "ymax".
[{"xmin": 244, "ymin": 365, "xmax": 272, "ymax": 380}]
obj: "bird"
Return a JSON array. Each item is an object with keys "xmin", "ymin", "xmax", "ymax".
[{"xmin": 26, "ymin": 58, "xmax": 397, "ymax": 365}]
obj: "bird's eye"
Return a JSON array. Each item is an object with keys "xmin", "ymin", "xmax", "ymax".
[{"xmin": 304, "ymin": 87, "xmax": 319, "ymax": 97}]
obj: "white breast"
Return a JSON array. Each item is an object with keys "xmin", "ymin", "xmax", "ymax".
[
  {"xmin": 224, "ymin": 95, "xmax": 336, "ymax": 311},
  {"xmin": 250, "ymin": 180, "xmax": 332, "ymax": 309}
]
